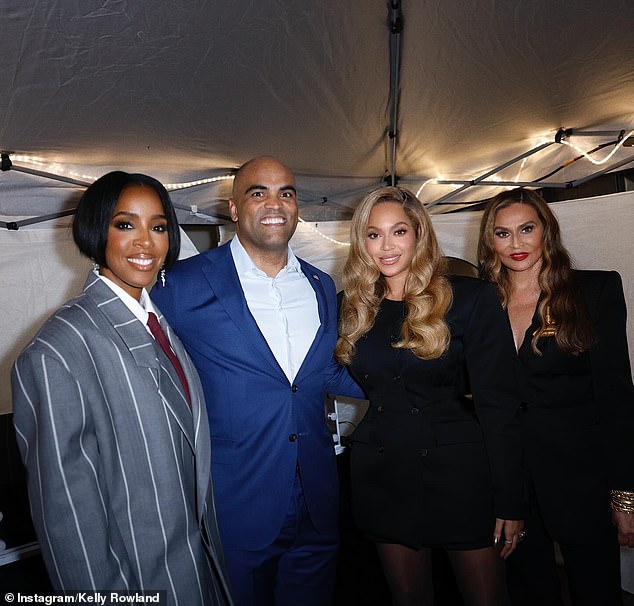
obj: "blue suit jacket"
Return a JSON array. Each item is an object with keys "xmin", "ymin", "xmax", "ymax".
[{"xmin": 152, "ymin": 242, "xmax": 362, "ymax": 550}]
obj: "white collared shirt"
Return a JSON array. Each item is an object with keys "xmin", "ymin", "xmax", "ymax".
[
  {"xmin": 230, "ymin": 236, "xmax": 320, "ymax": 383},
  {"xmin": 95, "ymin": 270, "xmax": 158, "ymax": 335}
]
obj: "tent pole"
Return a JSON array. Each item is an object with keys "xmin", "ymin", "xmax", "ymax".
[
  {"xmin": 0, "ymin": 209, "xmax": 77, "ymax": 230},
  {"xmin": 426, "ymin": 141, "xmax": 555, "ymax": 207},
  {"xmin": 428, "ymin": 151, "xmax": 634, "ymax": 203},
  {"xmin": 10, "ymin": 163, "xmax": 91, "ymax": 187},
  {"xmin": 436, "ymin": 179, "xmax": 572, "ymax": 189},
  {"xmin": 172, "ymin": 204, "xmax": 230, "ymax": 223},
  {"xmin": 387, "ymin": 0, "xmax": 403, "ymax": 186},
  {"xmin": 556, "ymin": 128, "xmax": 631, "ymax": 139},
  {"xmin": 570, "ymin": 154, "xmax": 634, "ymax": 187}
]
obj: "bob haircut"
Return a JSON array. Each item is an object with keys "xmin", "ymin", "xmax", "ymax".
[{"xmin": 73, "ymin": 171, "xmax": 181, "ymax": 269}]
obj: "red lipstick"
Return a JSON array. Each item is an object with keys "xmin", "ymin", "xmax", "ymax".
[{"xmin": 510, "ymin": 253, "xmax": 529, "ymax": 261}]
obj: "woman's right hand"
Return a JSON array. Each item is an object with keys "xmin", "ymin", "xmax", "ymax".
[{"xmin": 493, "ymin": 518, "xmax": 525, "ymax": 559}]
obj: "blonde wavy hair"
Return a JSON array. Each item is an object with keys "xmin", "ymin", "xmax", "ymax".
[{"xmin": 335, "ymin": 186, "xmax": 452, "ymax": 365}]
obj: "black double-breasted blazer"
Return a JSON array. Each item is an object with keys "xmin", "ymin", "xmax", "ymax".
[
  {"xmin": 347, "ymin": 276, "xmax": 526, "ymax": 548},
  {"xmin": 515, "ymin": 270, "xmax": 634, "ymax": 542}
]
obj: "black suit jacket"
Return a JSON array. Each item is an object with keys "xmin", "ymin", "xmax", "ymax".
[
  {"xmin": 347, "ymin": 276, "xmax": 526, "ymax": 548},
  {"xmin": 516, "ymin": 270, "xmax": 634, "ymax": 542}
]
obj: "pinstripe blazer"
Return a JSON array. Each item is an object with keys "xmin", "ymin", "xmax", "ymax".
[{"xmin": 11, "ymin": 273, "xmax": 233, "ymax": 605}]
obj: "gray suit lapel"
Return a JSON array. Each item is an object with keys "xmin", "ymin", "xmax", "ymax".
[
  {"xmin": 157, "ymin": 311, "xmax": 211, "ymax": 519},
  {"xmin": 83, "ymin": 274, "xmax": 195, "ymax": 447}
]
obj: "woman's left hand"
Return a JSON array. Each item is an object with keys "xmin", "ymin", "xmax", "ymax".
[
  {"xmin": 493, "ymin": 518, "xmax": 525, "ymax": 559},
  {"xmin": 613, "ymin": 510, "xmax": 634, "ymax": 547}
]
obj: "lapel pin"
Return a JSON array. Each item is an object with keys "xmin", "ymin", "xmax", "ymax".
[{"xmin": 312, "ymin": 274, "xmax": 320, "ymax": 281}]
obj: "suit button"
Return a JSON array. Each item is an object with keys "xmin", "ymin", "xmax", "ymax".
[
  {"xmin": 520, "ymin": 402, "xmax": 528, "ymax": 410},
  {"xmin": 420, "ymin": 449, "xmax": 428, "ymax": 457},
  {"xmin": 393, "ymin": 375, "xmax": 401, "ymax": 382},
  {"xmin": 291, "ymin": 384, "xmax": 299, "ymax": 392},
  {"xmin": 378, "ymin": 446, "xmax": 385, "ymax": 453},
  {"xmin": 289, "ymin": 433, "xmax": 298, "ymax": 442},
  {"xmin": 377, "ymin": 405, "xmax": 384, "ymax": 413},
  {"xmin": 410, "ymin": 407, "xmax": 419, "ymax": 414}
]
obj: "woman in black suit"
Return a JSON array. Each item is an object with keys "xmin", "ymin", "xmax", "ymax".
[
  {"xmin": 477, "ymin": 188, "xmax": 634, "ymax": 606},
  {"xmin": 336, "ymin": 186, "xmax": 525, "ymax": 606}
]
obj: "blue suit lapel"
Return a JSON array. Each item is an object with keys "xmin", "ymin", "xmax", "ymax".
[
  {"xmin": 294, "ymin": 259, "xmax": 330, "ymax": 380},
  {"xmin": 201, "ymin": 244, "xmax": 332, "ymax": 384},
  {"xmin": 201, "ymin": 244, "xmax": 288, "ymax": 381}
]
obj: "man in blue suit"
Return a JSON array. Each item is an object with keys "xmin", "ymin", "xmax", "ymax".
[{"xmin": 152, "ymin": 156, "xmax": 363, "ymax": 606}]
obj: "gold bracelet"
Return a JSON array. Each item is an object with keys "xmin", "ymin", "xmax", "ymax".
[
  {"xmin": 611, "ymin": 490, "xmax": 634, "ymax": 514},
  {"xmin": 614, "ymin": 496, "xmax": 634, "ymax": 503},
  {"xmin": 611, "ymin": 490, "xmax": 634, "ymax": 502}
]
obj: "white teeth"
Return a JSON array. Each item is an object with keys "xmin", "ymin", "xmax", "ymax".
[
  {"xmin": 261, "ymin": 216, "xmax": 285, "ymax": 225},
  {"xmin": 128, "ymin": 258, "xmax": 153, "ymax": 266},
  {"xmin": 381, "ymin": 256, "xmax": 399, "ymax": 263}
]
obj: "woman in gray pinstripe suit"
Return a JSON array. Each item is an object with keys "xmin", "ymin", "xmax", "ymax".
[{"xmin": 11, "ymin": 172, "xmax": 233, "ymax": 605}]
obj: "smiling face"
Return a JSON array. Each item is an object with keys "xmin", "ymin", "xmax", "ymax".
[
  {"xmin": 365, "ymin": 201, "xmax": 417, "ymax": 299},
  {"xmin": 228, "ymin": 157, "xmax": 298, "ymax": 268},
  {"xmin": 493, "ymin": 203, "xmax": 544, "ymax": 276},
  {"xmin": 99, "ymin": 184, "xmax": 169, "ymax": 300}
]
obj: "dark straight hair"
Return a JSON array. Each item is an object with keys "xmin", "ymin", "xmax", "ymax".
[{"xmin": 73, "ymin": 171, "xmax": 181, "ymax": 269}]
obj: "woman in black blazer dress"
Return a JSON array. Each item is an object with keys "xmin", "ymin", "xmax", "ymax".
[
  {"xmin": 478, "ymin": 188, "xmax": 634, "ymax": 606},
  {"xmin": 336, "ymin": 187, "xmax": 525, "ymax": 606}
]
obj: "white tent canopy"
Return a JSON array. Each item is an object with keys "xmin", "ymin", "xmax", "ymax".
[
  {"xmin": 2, "ymin": 0, "xmax": 634, "ymax": 414},
  {"xmin": 2, "ymin": 0, "xmax": 634, "ymax": 220}
]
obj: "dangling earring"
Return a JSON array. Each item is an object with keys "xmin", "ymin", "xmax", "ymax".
[
  {"xmin": 160, "ymin": 267, "xmax": 166, "ymax": 287},
  {"xmin": 92, "ymin": 260, "xmax": 100, "ymax": 272}
]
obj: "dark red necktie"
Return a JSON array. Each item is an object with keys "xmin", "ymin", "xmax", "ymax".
[{"xmin": 147, "ymin": 312, "xmax": 191, "ymax": 407}]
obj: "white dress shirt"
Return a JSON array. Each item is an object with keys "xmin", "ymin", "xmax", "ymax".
[
  {"xmin": 95, "ymin": 270, "xmax": 158, "ymax": 334},
  {"xmin": 230, "ymin": 236, "xmax": 320, "ymax": 383}
]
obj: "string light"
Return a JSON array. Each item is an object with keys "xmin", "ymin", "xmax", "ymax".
[
  {"xmin": 11, "ymin": 154, "xmax": 43, "ymax": 164},
  {"xmin": 11, "ymin": 154, "xmax": 95, "ymax": 182},
  {"xmin": 490, "ymin": 134, "xmax": 552, "ymax": 187},
  {"xmin": 560, "ymin": 129, "xmax": 634, "ymax": 165},
  {"xmin": 415, "ymin": 178, "xmax": 438, "ymax": 198},
  {"xmin": 487, "ymin": 157, "xmax": 530, "ymax": 190},
  {"xmin": 6, "ymin": 158, "xmax": 351, "ymax": 242},
  {"xmin": 297, "ymin": 218, "xmax": 350, "ymax": 246},
  {"xmin": 479, "ymin": 157, "xmax": 531, "ymax": 192},
  {"xmin": 8, "ymin": 127, "xmax": 634, "ymax": 214},
  {"xmin": 8, "ymin": 155, "xmax": 235, "ymax": 191},
  {"xmin": 514, "ymin": 157, "xmax": 529, "ymax": 184},
  {"xmin": 165, "ymin": 175, "xmax": 234, "ymax": 190}
]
